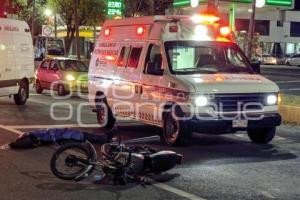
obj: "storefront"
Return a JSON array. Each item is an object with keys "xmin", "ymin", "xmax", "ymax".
[{"xmin": 56, "ymin": 26, "xmax": 101, "ymax": 59}]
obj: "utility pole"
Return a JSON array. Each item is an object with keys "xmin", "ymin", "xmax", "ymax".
[
  {"xmin": 74, "ymin": 0, "xmax": 80, "ymax": 60},
  {"xmin": 247, "ymin": 0, "xmax": 257, "ymax": 59},
  {"xmin": 54, "ymin": 14, "xmax": 57, "ymax": 38},
  {"xmin": 31, "ymin": 0, "xmax": 36, "ymax": 38}
]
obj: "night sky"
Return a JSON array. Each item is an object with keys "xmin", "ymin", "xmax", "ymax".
[{"xmin": 295, "ymin": 0, "xmax": 300, "ymax": 10}]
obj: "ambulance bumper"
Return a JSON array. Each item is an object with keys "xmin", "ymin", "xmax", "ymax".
[{"xmin": 188, "ymin": 113, "xmax": 282, "ymax": 134}]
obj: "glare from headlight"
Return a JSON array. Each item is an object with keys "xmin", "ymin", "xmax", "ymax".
[
  {"xmin": 66, "ymin": 74, "xmax": 76, "ymax": 81},
  {"xmin": 195, "ymin": 96, "xmax": 209, "ymax": 107},
  {"xmin": 267, "ymin": 95, "xmax": 277, "ymax": 105}
]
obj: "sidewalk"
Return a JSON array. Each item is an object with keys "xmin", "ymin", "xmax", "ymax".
[{"xmin": 279, "ymin": 105, "xmax": 300, "ymax": 124}]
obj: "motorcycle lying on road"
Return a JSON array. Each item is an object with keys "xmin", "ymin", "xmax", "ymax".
[{"xmin": 50, "ymin": 136, "xmax": 182, "ymax": 185}]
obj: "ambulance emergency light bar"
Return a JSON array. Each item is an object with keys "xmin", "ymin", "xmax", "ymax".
[
  {"xmin": 103, "ymin": 13, "xmax": 232, "ymax": 40},
  {"xmin": 104, "ymin": 26, "xmax": 146, "ymax": 36}
]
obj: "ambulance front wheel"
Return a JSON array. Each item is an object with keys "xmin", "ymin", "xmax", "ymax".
[
  {"xmin": 162, "ymin": 109, "xmax": 192, "ymax": 146},
  {"xmin": 247, "ymin": 127, "xmax": 276, "ymax": 144},
  {"xmin": 95, "ymin": 96, "xmax": 115, "ymax": 129}
]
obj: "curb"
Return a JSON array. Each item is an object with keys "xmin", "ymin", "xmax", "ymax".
[{"xmin": 279, "ymin": 105, "xmax": 300, "ymax": 124}]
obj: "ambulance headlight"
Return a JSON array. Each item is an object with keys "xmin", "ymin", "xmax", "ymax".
[
  {"xmin": 66, "ymin": 74, "xmax": 76, "ymax": 81},
  {"xmin": 267, "ymin": 94, "xmax": 277, "ymax": 105},
  {"xmin": 195, "ymin": 96, "xmax": 209, "ymax": 107}
]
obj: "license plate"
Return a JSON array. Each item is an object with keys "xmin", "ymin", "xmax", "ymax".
[{"xmin": 232, "ymin": 120, "xmax": 248, "ymax": 128}]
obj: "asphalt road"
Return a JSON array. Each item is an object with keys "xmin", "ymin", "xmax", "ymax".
[
  {"xmin": 0, "ymin": 92, "xmax": 300, "ymax": 200},
  {"xmin": 261, "ymin": 65, "xmax": 300, "ymax": 96}
]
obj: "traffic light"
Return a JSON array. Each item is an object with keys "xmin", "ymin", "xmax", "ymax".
[{"xmin": 154, "ymin": 0, "xmax": 173, "ymax": 15}]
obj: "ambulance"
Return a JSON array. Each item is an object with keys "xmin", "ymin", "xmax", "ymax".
[
  {"xmin": 0, "ymin": 18, "xmax": 34, "ymax": 105},
  {"xmin": 88, "ymin": 14, "xmax": 282, "ymax": 146}
]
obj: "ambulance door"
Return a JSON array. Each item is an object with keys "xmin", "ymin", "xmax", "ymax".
[
  {"xmin": 0, "ymin": 33, "xmax": 17, "ymax": 96},
  {"xmin": 13, "ymin": 33, "xmax": 34, "ymax": 83},
  {"xmin": 113, "ymin": 44, "xmax": 144, "ymax": 118},
  {"xmin": 137, "ymin": 42, "xmax": 165, "ymax": 126}
]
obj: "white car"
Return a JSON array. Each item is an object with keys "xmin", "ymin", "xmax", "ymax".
[
  {"xmin": 261, "ymin": 54, "xmax": 277, "ymax": 65},
  {"xmin": 286, "ymin": 54, "xmax": 300, "ymax": 67},
  {"xmin": 0, "ymin": 18, "xmax": 34, "ymax": 105},
  {"xmin": 88, "ymin": 15, "xmax": 282, "ymax": 146}
]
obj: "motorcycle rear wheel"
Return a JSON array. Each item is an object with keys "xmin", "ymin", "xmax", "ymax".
[{"xmin": 50, "ymin": 142, "xmax": 97, "ymax": 180}]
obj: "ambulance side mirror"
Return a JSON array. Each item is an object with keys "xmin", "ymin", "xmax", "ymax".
[{"xmin": 251, "ymin": 62, "xmax": 261, "ymax": 74}]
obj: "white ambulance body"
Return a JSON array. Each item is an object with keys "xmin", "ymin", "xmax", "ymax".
[
  {"xmin": 0, "ymin": 18, "xmax": 34, "ymax": 105},
  {"xmin": 89, "ymin": 15, "xmax": 282, "ymax": 146}
]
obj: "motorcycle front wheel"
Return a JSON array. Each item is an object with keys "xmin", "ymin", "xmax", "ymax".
[{"xmin": 50, "ymin": 142, "xmax": 97, "ymax": 180}]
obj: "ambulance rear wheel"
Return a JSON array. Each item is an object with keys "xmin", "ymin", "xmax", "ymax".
[
  {"xmin": 95, "ymin": 97, "xmax": 115, "ymax": 129},
  {"xmin": 14, "ymin": 81, "xmax": 29, "ymax": 105},
  {"xmin": 162, "ymin": 107, "xmax": 192, "ymax": 146}
]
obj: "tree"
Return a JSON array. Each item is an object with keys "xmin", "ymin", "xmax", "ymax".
[
  {"xmin": 12, "ymin": 0, "xmax": 47, "ymax": 32},
  {"xmin": 48, "ymin": 0, "xmax": 106, "ymax": 55},
  {"xmin": 124, "ymin": 0, "xmax": 173, "ymax": 17}
]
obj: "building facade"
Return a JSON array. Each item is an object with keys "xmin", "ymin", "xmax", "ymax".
[{"xmin": 237, "ymin": 10, "xmax": 300, "ymax": 56}]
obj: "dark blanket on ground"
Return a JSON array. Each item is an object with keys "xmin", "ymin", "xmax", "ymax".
[{"xmin": 9, "ymin": 128, "xmax": 110, "ymax": 149}]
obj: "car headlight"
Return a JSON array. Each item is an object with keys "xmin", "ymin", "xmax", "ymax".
[
  {"xmin": 195, "ymin": 96, "xmax": 209, "ymax": 107},
  {"xmin": 267, "ymin": 94, "xmax": 277, "ymax": 105},
  {"xmin": 66, "ymin": 74, "xmax": 76, "ymax": 81}
]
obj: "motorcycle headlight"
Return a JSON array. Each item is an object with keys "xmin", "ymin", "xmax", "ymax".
[
  {"xmin": 66, "ymin": 74, "xmax": 76, "ymax": 81},
  {"xmin": 267, "ymin": 94, "xmax": 278, "ymax": 105},
  {"xmin": 195, "ymin": 96, "xmax": 209, "ymax": 107}
]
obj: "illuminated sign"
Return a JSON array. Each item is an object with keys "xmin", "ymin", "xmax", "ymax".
[
  {"xmin": 107, "ymin": 0, "xmax": 124, "ymax": 18},
  {"xmin": 256, "ymin": 0, "xmax": 266, "ymax": 8},
  {"xmin": 42, "ymin": 25, "xmax": 54, "ymax": 37},
  {"xmin": 173, "ymin": 0, "xmax": 294, "ymax": 8}
]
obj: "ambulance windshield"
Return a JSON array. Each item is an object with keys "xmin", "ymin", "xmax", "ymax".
[{"xmin": 165, "ymin": 41, "xmax": 253, "ymax": 75}]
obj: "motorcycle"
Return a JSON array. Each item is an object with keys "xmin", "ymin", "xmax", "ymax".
[{"xmin": 50, "ymin": 136, "xmax": 182, "ymax": 185}]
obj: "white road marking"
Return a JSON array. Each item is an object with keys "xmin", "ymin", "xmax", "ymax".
[
  {"xmin": 235, "ymin": 134, "xmax": 286, "ymax": 141},
  {"xmin": 260, "ymin": 191, "xmax": 276, "ymax": 199},
  {"xmin": 274, "ymin": 135, "xmax": 286, "ymax": 141},
  {"xmin": 153, "ymin": 182, "xmax": 206, "ymax": 200},
  {"xmin": 276, "ymin": 80, "xmax": 300, "ymax": 84},
  {"xmin": 281, "ymin": 88, "xmax": 300, "ymax": 91},
  {"xmin": 0, "ymin": 125, "xmax": 24, "ymax": 151},
  {"xmin": 235, "ymin": 134, "xmax": 247, "ymax": 138},
  {"xmin": 0, "ymin": 125, "xmax": 24, "ymax": 136},
  {"xmin": 28, "ymin": 98, "xmax": 85, "ymax": 106},
  {"xmin": 28, "ymin": 98, "xmax": 50, "ymax": 106},
  {"xmin": 5, "ymin": 124, "xmax": 101, "ymax": 129},
  {"xmin": 0, "ymin": 144, "xmax": 10, "ymax": 150}
]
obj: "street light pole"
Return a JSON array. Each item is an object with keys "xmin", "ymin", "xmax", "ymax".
[
  {"xmin": 247, "ymin": 0, "xmax": 257, "ymax": 59},
  {"xmin": 74, "ymin": 0, "xmax": 80, "ymax": 60}
]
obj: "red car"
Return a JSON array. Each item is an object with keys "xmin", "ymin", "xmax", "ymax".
[{"xmin": 35, "ymin": 57, "xmax": 89, "ymax": 96}]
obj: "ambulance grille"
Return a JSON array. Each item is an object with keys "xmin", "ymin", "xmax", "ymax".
[{"xmin": 213, "ymin": 93, "xmax": 266, "ymax": 112}]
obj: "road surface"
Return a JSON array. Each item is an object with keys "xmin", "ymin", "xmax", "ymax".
[
  {"xmin": 261, "ymin": 65, "xmax": 300, "ymax": 96},
  {"xmin": 0, "ymin": 92, "xmax": 299, "ymax": 200}
]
